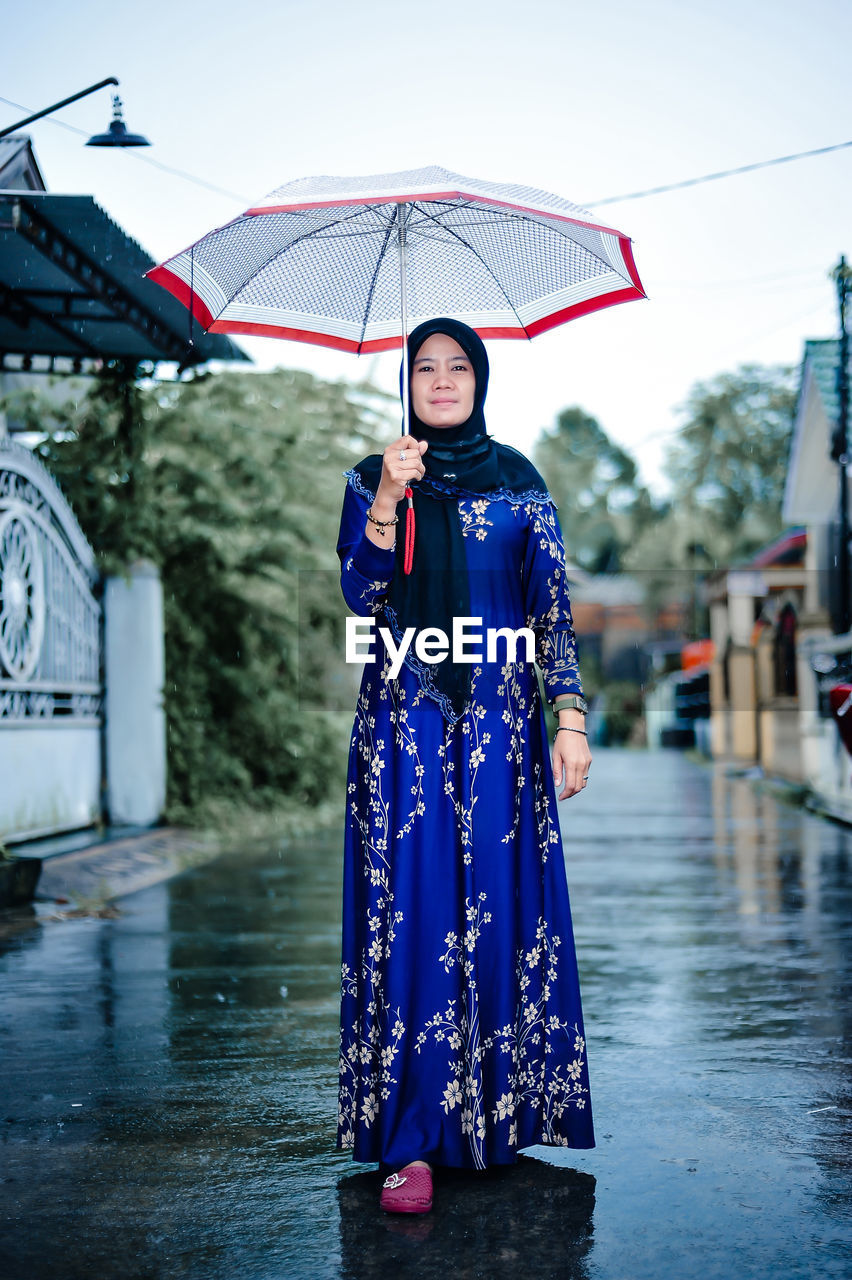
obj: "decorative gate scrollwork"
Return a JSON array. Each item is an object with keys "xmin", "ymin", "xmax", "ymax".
[
  {"xmin": 0, "ymin": 439, "xmax": 101, "ymax": 723},
  {"xmin": 0, "ymin": 510, "xmax": 46, "ymax": 681}
]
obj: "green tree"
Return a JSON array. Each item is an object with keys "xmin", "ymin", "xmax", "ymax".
[
  {"xmin": 533, "ymin": 406, "xmax": 656, "ymax": 572},
  {"xmin": 8, "ymin": 359, "xmax": 157, "ymax": 566},
  {"xmin": 623, "ymin": 363, "xmax": 797, "ymax": 630},
  {"xmin": 13, "ymin": 365, "xmax": 392, "ymax": 819},
  {"xmin": 663, "ymin": 363, "xmax": 797, "ymax": 549}
]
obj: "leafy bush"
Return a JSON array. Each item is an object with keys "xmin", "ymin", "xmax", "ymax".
[{"xmin": 13, "ymin": 363, "xmax": 392, "ymax": 818}]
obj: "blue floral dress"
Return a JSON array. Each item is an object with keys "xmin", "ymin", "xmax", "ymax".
[{"xmin": 336, "ymin": 468, "xmax": 594, "ymax": 1169}]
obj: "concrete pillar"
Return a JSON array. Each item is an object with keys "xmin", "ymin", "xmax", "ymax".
[
  {"xmin": 728, "ymin": 594, "xmax": 756, "ymax": 647},
  {"xmin": 104, "ymin": 560, "xmax": 166, "ymax": 825},
  {"xmin": 709, "ymin": 661, "xmax": 728, "ymax": 758},
  {"xmin": 709, "ymin": 600, "xmax": 729, "ymax": 654},
  {"xmin": 795, "ymin": 615, "xmax": 833, "ymax": 795},
  {"xmin": 708, "ymin": 602, "xmax": 731, "ymax": 759},
  {"xmin": 728, "ymin": 647, "xmax": 757, "ymax": 761}
]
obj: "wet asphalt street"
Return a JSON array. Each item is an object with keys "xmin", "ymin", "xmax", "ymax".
[{"xmin": 1, "ymin": 746, "xmax": 851, "ymax": 1280}]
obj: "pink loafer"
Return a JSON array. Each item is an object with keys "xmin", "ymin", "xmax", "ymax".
[{"xmin": 380, "ymin": 1163, "xmax": 433, "ymax": 1214}]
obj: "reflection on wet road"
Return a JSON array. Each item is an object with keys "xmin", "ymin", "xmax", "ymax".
[{"xmin": 1, "ymin": 748, "xmax": 850, "ymax": 1279}]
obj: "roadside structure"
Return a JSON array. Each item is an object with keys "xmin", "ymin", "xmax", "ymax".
[
  {"xmin": 644, "ymin": 639, "xmax": 713, "ymax": 751},
  {"xmin": 705, "ymin": 337, "xmax": 852, "ymax": 822},
  {"xmin": 573, "ymin": 573, "xmax": 693, "ymax": 747},
  {"xmin": 782, "ymin": 338, "xmax": 852, "ymax": 820},
  {"xmin": 0, "ymin": 138, "xmax": 247, "ymax": 845},
  {"xmin": 704, "ymin": 528, "xmax": 807, "ymax": 780},
  {"xmin": 571, "ymin": 573, "xmax": 688, "ymax": 683}
]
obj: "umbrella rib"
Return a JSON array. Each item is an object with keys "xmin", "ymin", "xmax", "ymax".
[
  {"xmin": 221, "ymin": 206, "xmax": 391, "ymax": 313},
  {"xmin": 414, "ymin": 204, "xmax": 530, "ymax": 335},
  {"xmin": 417, "ymin": 200, "xmax": 627, "ymax": 285},
  {"xmin": 357, "ymin": 207, "xmax": 397, "ymax": 354}
]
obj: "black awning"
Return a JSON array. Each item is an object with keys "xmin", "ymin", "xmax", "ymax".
[{"xmin": 0, "ymin": 190, "xmax": 249, "ymax": 370}]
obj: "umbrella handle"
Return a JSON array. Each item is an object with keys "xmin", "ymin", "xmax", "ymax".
[
  {"xmin": 403, "ymin": 487, "xmax": 415, "ymax": 575},
  {"xmin": 398, "ymin": 203, "xmax": 417, "ymax": 575},
  {"xmin": 398, "ymin": 202, "xmax": 410, "ymax": 438}
]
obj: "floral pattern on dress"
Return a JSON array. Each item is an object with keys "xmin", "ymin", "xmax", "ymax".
[
  {"xmin": 414, "ymin": 892, "xmax": 493, "ymax": 1168},
  {"xmin": 522, "ymin": 503, "xmax": 583, "ymax": 700},
  {"xmin": 336, "ymin": 472, "xmax": 594, "ymax": 1166},
  {"xmin": 488, "ymin": 922, "xmax": 590, "ymax": 1145},
  {"xmin": 414, "ymin": 902, "xmax": 589, "ymax": 1164},
  {"xmin": 338, "ymin": 665, "xmax": 409, "ymax": 1149},
  {"xmin": 438, "ymin": 670, "xmax": 491, "ymax": 865},
  {"xmin": 459, "ymin": 497, "xmax": 494, "ymax": 541}
]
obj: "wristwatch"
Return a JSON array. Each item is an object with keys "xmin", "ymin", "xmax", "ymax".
[{"xmin": 552, "ymin": 694, "xmax": 588, "ymax": 717}]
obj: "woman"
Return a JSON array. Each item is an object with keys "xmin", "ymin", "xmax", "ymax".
[{"xmin": 336, "ymin": 318, "xmax": 593, "ymax": 1215}]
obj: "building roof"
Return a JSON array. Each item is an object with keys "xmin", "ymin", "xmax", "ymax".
[
  {"xmin": 703, "ymin": 527, "xmax": 807, "ymax": 600},
  {"xmin": 747, "ymin": 526, "xmax": 806, "ymax": 569},
  {"xmin": 783, "ymin": 338, "xmax": 850, "ymax": 524},
  {"xmin": 0, "ymin": 136, "xmax": 46, "ymax": 191},
  {"xmin": 801, "ymin": 338, "xmax": 849, "ymax": 425},
  {"xmin": 0, "ymin": 189, "xmax": 248, "ymax": 370}
]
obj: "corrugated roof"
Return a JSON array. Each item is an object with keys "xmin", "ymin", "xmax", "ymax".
[
  {"xmin": 748, "ymin": 526, "xmax": 807, "ymax": 568},
  {"xmin": 800, "ymin": 338, "xmax": 850, "ymax": 426},
  {"xmin": 723, "ymin": 525, "xmax": 808, "ymax": 572},
  {"xmin": 0, "ymin": 190, "xmax": 248, "ymax": 368},
  {"xmin": 783, "ymin": 340, "xmax": 846, "ymax": 524}
]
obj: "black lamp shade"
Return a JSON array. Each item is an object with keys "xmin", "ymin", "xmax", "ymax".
[{"xmin": 86, "ymin": 96, "xmax": 150, "ymax": 148}]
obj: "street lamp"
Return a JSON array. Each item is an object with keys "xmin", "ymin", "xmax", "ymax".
[
  {"xmin": 86, "ymin": 96, "xmax": 150, "ymax": 148},
  {"xmin": 0, "ymin": 77, "xmax": 150, "ymax": 147}
]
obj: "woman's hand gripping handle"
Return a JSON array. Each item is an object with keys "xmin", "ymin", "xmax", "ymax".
[{"xmin": 364, "ymin": 436, "xmax": 428, "ymax": 548}]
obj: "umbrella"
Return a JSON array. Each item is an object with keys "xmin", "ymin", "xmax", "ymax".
[
  {"xmin": 147, "ymin": 165, "xmax": 645, "ymax": 425},
  {"xmin": 148, "ymin": 165, "xmax": 645, "ymax": 572}
]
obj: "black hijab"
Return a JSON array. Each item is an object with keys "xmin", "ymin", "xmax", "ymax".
[
  {"xmin": 352, "ymin": 317, "xmax": 548, "ymax": 722},
  {"xmin": 408, "ymin": 316, "xmax": 499, "ymax": 492}
]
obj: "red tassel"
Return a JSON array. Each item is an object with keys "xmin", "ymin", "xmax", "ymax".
[{"xmin": 403, "ymin": 486, "xmax": 415, "ymax": 575}]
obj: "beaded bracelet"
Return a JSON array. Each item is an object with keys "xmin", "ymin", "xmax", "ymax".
[{"xmin": 366, "ymin": 508, "xmax": 399, "ymax": 536}]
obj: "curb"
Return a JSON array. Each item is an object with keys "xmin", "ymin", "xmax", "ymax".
[{"xmin": 35, "ymin": 827, "xmax": 221, "ymax": 913}]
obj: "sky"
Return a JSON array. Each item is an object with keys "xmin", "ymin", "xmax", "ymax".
[{"xmin": 3, "ymin": 0, "xmax": 851, "ymax": 493}]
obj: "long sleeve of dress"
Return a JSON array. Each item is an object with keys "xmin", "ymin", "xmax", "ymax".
[
  {"xmin": 337, "ymin": 479, "xmax": 396, "ymax": 617},
  {"xmin": 522, "ymin": 500, "xmax": 584, "ymax": 700}
]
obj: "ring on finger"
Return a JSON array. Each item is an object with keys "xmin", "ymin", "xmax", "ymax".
[{"xmin": 399, "ymin": 450, "xmax": 406, "ymax": 460}]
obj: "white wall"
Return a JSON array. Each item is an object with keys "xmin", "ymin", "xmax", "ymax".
[
  {"xmin": 2, "ymin": 726, "xmax": 100, "ymax": 843},
  {"xmin": 104, "ymin": 561, "xmax": 166, "ymax": 826}
]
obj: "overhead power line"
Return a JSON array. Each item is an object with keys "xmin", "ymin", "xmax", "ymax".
[
  {"xmin": 2, "ymin": 92, "xmax": 849, "ymax": 214},
  {"xmin": 0, "ymin": 93, "xmax": 249, "ymax": 205},
  {"xmin": 586, "ymin": 139, "xmax": 852, "ymax": 206}
]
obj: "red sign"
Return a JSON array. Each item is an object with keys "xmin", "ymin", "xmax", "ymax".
[{"xmin": 829, "ymin": 684, "xmax": 852, "ymax": 758}]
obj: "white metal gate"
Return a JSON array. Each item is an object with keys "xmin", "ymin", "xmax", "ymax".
[{"xmin": 0, "ymin": 438, "xmax": 102, "ymax": 842}]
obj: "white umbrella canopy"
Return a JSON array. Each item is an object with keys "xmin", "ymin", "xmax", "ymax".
[{"xmin": 147, "ymin": 165, "xmax": 646, "ymax": 356}]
